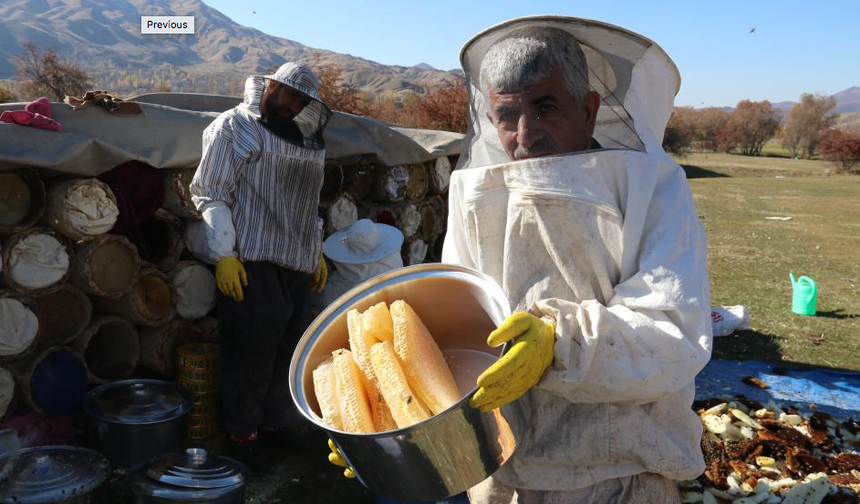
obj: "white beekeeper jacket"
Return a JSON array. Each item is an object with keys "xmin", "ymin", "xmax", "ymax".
[{"xmin": 442, "ymin": 17, "xmax": 712, "ymax": 492}]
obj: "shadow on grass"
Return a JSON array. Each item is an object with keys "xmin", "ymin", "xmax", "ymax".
[
  {"xmin": 680, "ymin": 164, "xmax": 731, "ymax": 179},
  {"xmin": 712, "ymin": 328, "xmax": 859, "ymax": 374},
  {"xmin": 712, "ymin": 328, "xmax": 783, "ymax": 362},
  {"xmin": 814, "ymin": 309, "xmax": 859, "ymax": 320}
]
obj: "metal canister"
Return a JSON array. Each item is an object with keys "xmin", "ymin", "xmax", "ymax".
[
  {"xmin": 83, "ymin": 379, "xmax": 192, "ymax": 470},
  {"xmin": 290, "ymin": 263, "xmax": 516, "ymax": 502},
  {"xmin": 0, "ymin": 446, "xmax": 109, "ymax": 503},
  {"xmin": 126, "ymin": 448, "xmax": 246, "ymax": 503}
]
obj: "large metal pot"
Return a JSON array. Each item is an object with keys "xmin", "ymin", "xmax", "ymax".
[
  {"xmin": 126, "ymin": 448, "xmax": 246, "ymax": 503},
  {"xmin": 0, "ymin": 445, "xmax": 109, "ymax": 503},
  {"xmin": 290, "ymin": 263, "xmax": 516, "ymax": 502},
  {"xmin": 84, "ymin": 379, "xmax": 192, "ymax": 471}
]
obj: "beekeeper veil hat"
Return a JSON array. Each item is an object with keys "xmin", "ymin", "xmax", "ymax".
[
  {"xmin": 458, "ymin": 16, "xmax": 681, "ymax": 169},
  {"xmin": 251, "ymin": 62, "xmax": 332, "ymax": 149}
]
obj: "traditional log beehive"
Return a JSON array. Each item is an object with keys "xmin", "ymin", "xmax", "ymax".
[
  {"xmin": 95, "ymin": 266, "xmax": 176, "ymax": 327},
  {"xmin": 139, "ymin": 320, "xmax": 201, "ymax": 378},
  {"xmin": 0, "ymin": 117, "xmax": 458, "ymax": 428},
  {"xmin": 70, "ymin": 234, "xmax": 140, "ymax": 298},
  {"xmin": 75, "ymin": 316, "xmax": 140, "ymax": 384},
  {"xmin": 0, "ymin": 167, "xmax": 46, "ymax": 235},
  {"xmin": 1, "ymin": 227, "xmax": 72, "ymax": 296},
  {"xmin": 40, "ymin": 178, "xmax": 119, "ymax": 242},
  {"xmin": 33, "ymin": 284, "xmax": 92, "ymax": 346},
  {"xmin": 322, "ymin": 155, "xmax": 456, "ymax": 266}
]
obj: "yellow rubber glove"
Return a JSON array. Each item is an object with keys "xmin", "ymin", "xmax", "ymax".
[
  {"xmin": 215, "ymin": 257, "xmax": 248, "ymax": 302},
  {"xmin": 310, "ymin": 252, "xmax": 328, "ymax": 293},
  {"xmin": 469, "ymin": 312, "xmax": 555, "ymax": 412},
  {"xmin": 327, "ymin": 438, "xmax": 356, "ymax": 478}
]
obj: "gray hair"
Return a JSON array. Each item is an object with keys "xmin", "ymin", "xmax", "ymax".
[{"xmin": 480, "ymin": 27, "xmax": 590, "ymax": 105}]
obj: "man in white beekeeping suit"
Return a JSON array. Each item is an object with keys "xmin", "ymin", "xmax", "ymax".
[{"xmin": 442, "ymin": 16, "xmax": 713, "ymax": 503}]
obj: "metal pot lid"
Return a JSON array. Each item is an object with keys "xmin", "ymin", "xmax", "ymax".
[
  {"xmin": 83, "ymin": 379, "xmax": 191, "ymax": 424},
  {"xmin": 144, "ymin": 448, "xmax": 245, "ymax": 489},
  {"xmin": 0, "ymin": 446, "xmax": 109, "ymax": 503}
]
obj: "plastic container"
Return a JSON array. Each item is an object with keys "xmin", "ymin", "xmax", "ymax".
[{"xmin": 790, "ymin": 273, "xmax": 818, "ymax": 316}]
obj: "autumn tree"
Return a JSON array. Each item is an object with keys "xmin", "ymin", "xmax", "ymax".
[
  {"xmin": 713, "ymin": 122, "xmax": 743, "ymax": 153},
  {"xmin": 312, "ymin": 60, "xmax": 368, "ymax": 116},
  {"xmin": 817, "ymin": 128, "xmax": 860, "ymax": 173},
  {"xmin": 663, "ymin": 106, "xmax": 697, "ymax": 156},
  {"xmin": 727, "ymin": 100, "xmax": 780, "ymax": 156},
  {"xmin": 0, "ymin": 87, "xmax": 17, "ymax": 104},
  {"xmin": 16, "ymin": 43, "xmax": 91, "ymax": 100},
  {"xmin": 781, "ymin": 93, "xmax": 837, "ymax": 158},
  {"xmin": 409, "ymin": 84, "xmax": 469, "ymax": 133},
  {"xmin": 695, "ymin": 108, "xmax": 732, "ymax": 152}
]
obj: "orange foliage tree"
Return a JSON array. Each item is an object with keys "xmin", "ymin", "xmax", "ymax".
[
  {"xmin": 308, "ymin": 59, "xmax": 468, "ymax": 133},
  {"xmin": 313, "ymin": 62, "xmax": 368, "ymax": 116},
  {"xmin": 726, "ymin": 100, "xmax": 780, "ymax": 156},
  {"xmin": 409, "ymin": 84, "xmax": 469, "ymax": 133},
  {"xmin": 818, "ymin": 129, "xmax": 860, "ymax": 173}
]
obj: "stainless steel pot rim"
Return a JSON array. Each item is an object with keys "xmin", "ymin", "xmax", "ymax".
[
  {"xmin": 290, "ymin": 263, "xmax": 510, "ymax": 438},
  {"xmin": 83, "ymin": 378, "xmax": 193, "ymax": 424}
]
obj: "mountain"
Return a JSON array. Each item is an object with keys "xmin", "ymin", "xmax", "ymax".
[
  {"xmin": 737, "ymin": 87, "xmax": 860, "ymax": 115},
  {"xmin": 832, "ymin": 86, "xmax": 860, "ymax": 113},
  {"xmin": 0, "ymin": 0, "xmax": 462, "ymax": 97}
]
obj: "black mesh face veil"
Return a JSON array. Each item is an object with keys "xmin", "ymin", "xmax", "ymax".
[
  {"xmin": 252, "ymin": 62, "xmax": 332, "ymax": 150},
  {"xmin": 457, "ymin": 16, "xmax": 682, "ymax": 169}
]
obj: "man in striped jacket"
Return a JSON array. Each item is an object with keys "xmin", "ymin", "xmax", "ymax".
[{"xmin": 190, "ymin": 62, "xmax": 331, "ymax": 467}]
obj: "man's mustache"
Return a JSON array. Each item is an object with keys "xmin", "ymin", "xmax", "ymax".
[{"xmin": 513, "ymin": 137, "xmax": 560, "ymax": 160}]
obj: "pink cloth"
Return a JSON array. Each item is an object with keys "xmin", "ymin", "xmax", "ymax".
[
  {"xmin": 0, "ymin": 410, "xmax": 78, "ymax": 447},
  {"xmin": 0, "ymin": 97, "xmax": 62, "ymax": 132}
]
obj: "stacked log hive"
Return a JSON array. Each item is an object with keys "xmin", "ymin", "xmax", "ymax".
[
  {"xmin": 0, "ymin": 167, "xmax": 46, "ymax": 234},
  {"xmin": 75, "ymin": 316, "xmax": 139, "ymax": 384},
  {"xmin": 0, "ymin": 153, "xmax": 456, "ymax": 429},
  {"xmin": 325, "ymin": 156, "xmax": 456, "ymax": 266},
  {"xmin": 0, "ymin": 167, "xmax": 213, "ymax": 424}
]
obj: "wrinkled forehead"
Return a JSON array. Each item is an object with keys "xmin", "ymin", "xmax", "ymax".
[{"xmin": 486, "ymin": 71, "xmax": 575, "ymax": 111}]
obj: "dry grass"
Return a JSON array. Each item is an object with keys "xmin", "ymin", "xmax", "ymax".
[{"xmin": 680, "ymin": 152, "xmax": 860, "ymax": 371}]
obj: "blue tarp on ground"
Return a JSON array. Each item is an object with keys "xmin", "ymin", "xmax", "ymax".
[{"xmin": 696, "ymin": 359, "xmax": 860, "ymax": 420}]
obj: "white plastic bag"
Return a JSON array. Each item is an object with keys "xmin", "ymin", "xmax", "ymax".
[{"xmin": 711, "ymin": 305, "xmax": 750, "ymax": 337}]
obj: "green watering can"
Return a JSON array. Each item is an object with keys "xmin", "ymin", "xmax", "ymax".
[{"xmin": 789, "ymin": 273, "xmax": 818, "ymax": 316}]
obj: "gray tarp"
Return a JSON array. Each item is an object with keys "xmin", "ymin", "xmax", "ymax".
[{"xmin": 0, "ymin": 93, "xmax": 464, "ymax": 175}]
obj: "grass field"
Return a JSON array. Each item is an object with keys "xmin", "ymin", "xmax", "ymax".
[{"xmin": 677, "ymin": 151, "xmax": 860, "ymax": 371}]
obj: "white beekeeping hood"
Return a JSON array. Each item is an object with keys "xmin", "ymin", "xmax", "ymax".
[{"xmin": 458, "ymin": 15, "xmax": 682, "ymax": 169}]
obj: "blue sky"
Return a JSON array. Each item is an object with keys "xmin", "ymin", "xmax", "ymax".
[{"xmin": 205, "ymin": 1, "xmax": 859, "ymax": 108}]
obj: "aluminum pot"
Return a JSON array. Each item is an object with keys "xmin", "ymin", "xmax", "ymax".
[
  {"xmin": 84, "ymin": 379, "xmax": 192, "ymax": 471},
  {"xmin": 0, "ymin": 445, "xmax": 109, "ymax": 503},
  {"xmin": 290, "ymin": 263, "xmax": 516, "ymax": 502},
  {"xmin": 126, "ymin": 448, "xmax": 246, "ymax": 504}
]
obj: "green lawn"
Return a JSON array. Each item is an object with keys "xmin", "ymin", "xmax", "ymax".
[{"xmin": 676, "ymin": 152, "xmax": 860, "ymax": 371}]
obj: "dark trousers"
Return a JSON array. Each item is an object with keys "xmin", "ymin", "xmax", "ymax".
[{"xmin": 217, "ymin": 261, "xmax": 310, "ymax": 437}]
